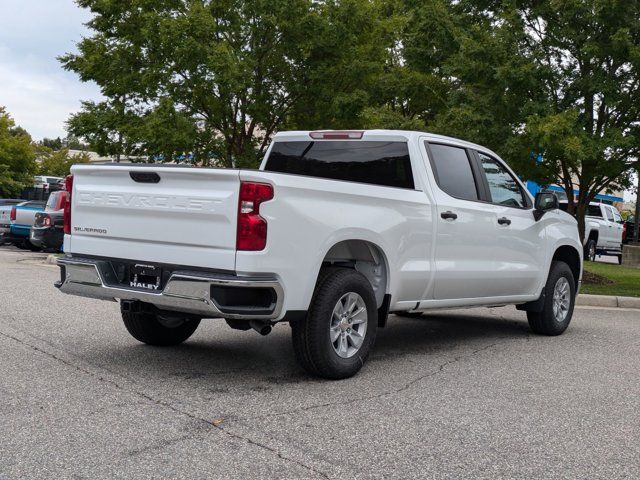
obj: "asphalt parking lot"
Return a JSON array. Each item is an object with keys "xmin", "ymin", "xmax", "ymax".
[{"xmin": 1, "ymin": 245, "xmax": 639, "ymax": 479}]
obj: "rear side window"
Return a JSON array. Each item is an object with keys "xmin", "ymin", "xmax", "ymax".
[
  {"xmin": 264, "ymin": 141, "xmax": 414, "ymax": 189},
  {"xmin": 426, "ymin": 143, "xmax": 478, "ymax": 200}
]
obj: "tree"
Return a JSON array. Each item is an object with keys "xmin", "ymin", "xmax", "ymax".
[
  {"xmin": 467, "ymin": 0, "xmax": 640, "ymax": 241},
  {"xmin": 40, "ymin": 135, "xmax": 88, "ymax": 151},
  {"xmin": 62, "ymin": 0, "xmax": 390, "ymax": 167},
  {"xmin": 360, "ymin": 0, "xmax": 542, "ymax": 157},
  {"xmin": 38, "ymin": 148, "xmax": 91, "ymax": 177},
  {"xmin": 41, "ymin": 137, "xmax": 63, "ymax": 150},
  {"xmin": 0, "ymin": 107, "xmax": 37, "ymax": 197}
]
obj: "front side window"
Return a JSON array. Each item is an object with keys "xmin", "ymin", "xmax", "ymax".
[
  {"xmin": 478, "ymin": 153, "xmax": 526, "ymax": 208},
  {"xmin": 264, "ymin": 141, "xmax": 414, "ymax": 189},
  {"xmin": 427, "ymin": 143, "xmax": 478, "ymax": 200},
  {"xmin": 613, "ymin": 210, "xmax": 622, "ymax": 223},
  {"xmin": 605, "ymin": 206, "xmax": 615, "ymax": 222}
]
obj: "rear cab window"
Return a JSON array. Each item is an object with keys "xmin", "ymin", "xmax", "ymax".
[{"xmin": 264, "ymin": 141, "xmax": 415, "ymax": 189}]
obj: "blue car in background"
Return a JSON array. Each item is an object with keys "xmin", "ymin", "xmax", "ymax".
[{"xmin": 9, "ymin": 200, "xmax": 46, "ymax": 249}]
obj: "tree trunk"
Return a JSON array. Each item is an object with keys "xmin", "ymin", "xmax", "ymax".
[
  {"xmin": 575, "ymin": 201, "xmax": 587, "ymax": 246},
  {"xmin": 634, "ymin": 169, "xmax": 640, "ymax": 244}
]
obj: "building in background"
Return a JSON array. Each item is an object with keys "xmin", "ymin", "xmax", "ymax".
[{"xmin": 525, "ymin": 180, "xmax": 624, "ymax": 206}]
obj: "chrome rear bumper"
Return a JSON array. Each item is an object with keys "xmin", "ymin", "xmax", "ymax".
[{"xmin": 55, "ymin": 256, "xmax": 283, "ymax": 320}]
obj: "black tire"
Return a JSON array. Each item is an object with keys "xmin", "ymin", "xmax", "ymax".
[
  {"xmin": 291, "ymin": 268, "xmax": 377, "ymax": 379},
  {"xmin": 121, "ymin": 305, "xmax": 201, "ymax": 346},
  {"xmin": 527, "ymin": 261, "xmax": 576, "ymax": 336},
  {"xmin": 584, "ymin": 239, "xmax": 596, "ymax": 262},
  {"xmin": 617, "ymin": 254, "xmax": 623, "ymax": 265},
  {"xmin": 26, "ymin": 241, "xmax": 41, "ymax": 251}
]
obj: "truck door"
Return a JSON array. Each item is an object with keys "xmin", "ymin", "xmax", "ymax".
[
  {"xmin": 422, "ymin": 142, "xmax": 500, "ymax": 300},
  {"xmin": 604, "ymin": 205, "xmax": 623, "ymax": 248},
  {"xmin": 473, "ymin": 151, "xmax": 545, "ymax": 297}
]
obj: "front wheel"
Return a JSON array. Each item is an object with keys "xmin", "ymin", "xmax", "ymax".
[
  {"xmin": 291, "ymin": 268, "xmax": 377, "ymax": 379},
  {"xmin": 121, "ymin": 305, "xmax": 201, "ymax": 346},
  {"xmin": 527, "ymin": 261, "xmax": 576, "ymax": 336},
  {"xmin": 584, "ymin": 239, "xmax": 596, "ymax": 262}
]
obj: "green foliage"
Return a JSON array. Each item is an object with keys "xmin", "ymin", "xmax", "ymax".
[
  {"xmin": 41, "ymin": 135, "xmax": 88, "ymax": 151},
  {"xmin": 61, "ymin": 0, "xmax": 640, "ymax": 239},
  {"xmin": 0, "ymin": 107, "xmax": 37, "ymax": 197},
  {"xmin": 62, "ymin": 0, "xmax": 391, "ymax": 167},
  {"xmin": 38, "ymin": 148, "xmax": 90, "ymax": 177}
]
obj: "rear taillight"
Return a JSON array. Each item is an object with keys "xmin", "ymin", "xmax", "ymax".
[
  {"xmin": 10, "ymin": 206, "xmax": 16, "ymax": 221},
  {"xmin": 63, "ymin": 175, "xmax": 73, "ymax": 235},
  {"xmin": 622, "ymin": 223, "xmax": 627, "ymax": 241},
  {"xmin": 236, "ymin": 182, "xmax": 273, "ymax": 251},
  {"xmin": 43, "ymin": 215, "xmax": 52, "ymax": 227}
]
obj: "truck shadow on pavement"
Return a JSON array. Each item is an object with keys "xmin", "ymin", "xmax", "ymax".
[{"xmin": 82, "ymin": 309, "xmax": 535, "ymax": 384}]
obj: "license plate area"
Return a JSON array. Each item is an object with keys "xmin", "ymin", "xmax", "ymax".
[{"xmin": 129, "ymin": 264, "xmax": 163, "ymax": 291}]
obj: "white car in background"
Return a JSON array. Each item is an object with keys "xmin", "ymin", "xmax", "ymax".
[{"xmin": 55, "ymin": 130, "xmax": 583, "ymax": 379}]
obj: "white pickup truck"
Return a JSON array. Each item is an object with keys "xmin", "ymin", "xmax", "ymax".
[
  {"xmin": 559, "ymin": 201, "xmax": 624, "ymax": 263},
  {"xmin": 583, "ymin": 203, "xmax": 624, "ymax": 263},
  {"xmin": 56, "ymin": 130, "xmax": 583, "ymax": 379}
]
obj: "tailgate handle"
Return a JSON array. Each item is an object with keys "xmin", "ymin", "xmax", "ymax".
[{"xmin": 130, "ymin": 171, "xmax": 160, "ymax": 183}]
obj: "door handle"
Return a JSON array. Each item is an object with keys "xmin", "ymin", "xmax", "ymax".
[
  {"xmin": 440, "ymin": 211, "xmax": 457, "ymax": 220},
  {"xmin": 497, "ymin": 217, "xmax": 511, "ymax": 226}
]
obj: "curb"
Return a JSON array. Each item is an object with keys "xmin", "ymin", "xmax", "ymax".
[{"xmin": 577, "ymin": 294, "xmax": 640, "ymax": 309}]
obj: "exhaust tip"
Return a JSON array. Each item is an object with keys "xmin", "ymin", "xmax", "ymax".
[{"xmin": 249, "ymin": 320, "xmax": 272, "ymax": 336}]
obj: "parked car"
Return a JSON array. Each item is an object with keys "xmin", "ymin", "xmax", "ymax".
[
  {"xmin": 9, "ymin": 200, "xmax": 46, "ymax": 249},
  {"xmin": 44, "ymin": 190, "xmax": 69, "ymax": 213},
  {"xmin": 33, "ymin": 175, "xmax": 64, "ymax": 190},
  {"xmin": 30, "ymin": 211, "xmax": 64, "ymax": 251},
  {"xmin": 55, "ymin": 130, "xmax": 583, "ymax": 379},
  {"xmin": 559, "ymin": 202, "xmax": 624, "ymax": 263},
  {"xmin": 0, "ymin": 199, "xmax": 26, "ymax": 244},
  {"xmin": 28, "ymin": 191, "xmax": 69, "ymax": 251}
]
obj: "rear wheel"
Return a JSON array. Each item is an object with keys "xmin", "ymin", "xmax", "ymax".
[
  {"xmin": 527, "ymin": 261, "xmax": 576, "ymax": 336},
  {"xmin": 291, "ymin": 268, "xmax": 377, "ymax": 379},
  {"xmin": 121, "ymin": 305, "xmax": 200, "ymax": 346}
]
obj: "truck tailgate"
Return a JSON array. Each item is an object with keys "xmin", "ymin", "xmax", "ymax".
[{"xmin": 68, "ymin": 165, "xmax": 240, "ymax": 271}]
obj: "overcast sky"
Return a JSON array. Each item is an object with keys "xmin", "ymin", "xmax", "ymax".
[{"xmin": 0, "ymin": 0, "xmax": 102, "ymax": 141}]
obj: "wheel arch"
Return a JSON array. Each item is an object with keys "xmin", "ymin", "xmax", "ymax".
[
  {"xmin": 318, "ymin": 239, "xmax": 390, "ymax": 309},
  {"xmin": 552, "ymin": 244, "xmax": 582, "ymax": 284}
]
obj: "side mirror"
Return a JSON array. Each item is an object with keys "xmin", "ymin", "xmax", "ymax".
[{"xmin": 533, "ymin": 192, "xmax": 558, "ymax": 221}]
